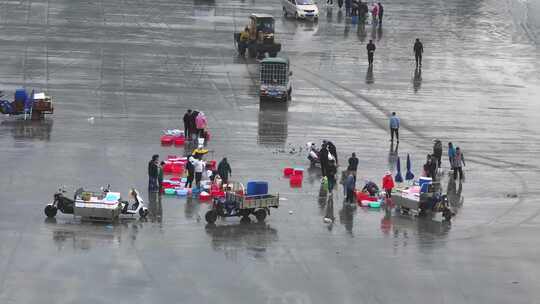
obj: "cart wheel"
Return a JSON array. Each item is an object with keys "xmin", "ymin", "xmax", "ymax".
[
  {"xmin": 44, "ymin": 205, "xmax": 57, "ymax": 218},
  {"xmin": 443, "ymin": 209, "xmax": 452, "ymax": 221},
  {"xmin": 205, "ymin": 210, "xmax": 218, "ymax": 224},
  {"xmin": 240, "ymin": 215, "xmax": 251, "ymax": 224},
  {"xmin": 139, "ymin": 208, "xmax": 147, "ymax": 218},
  {"xmin": 255, "ymin": 209, "xmax": 267, "ymax": 222}
]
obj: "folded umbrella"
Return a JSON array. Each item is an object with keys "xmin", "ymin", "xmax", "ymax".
[
  {"xmin": 395, "ymin": 156, "xmax": 403, "ymax": 183},
  {"xmin": 406, "ymin": 153, "xmax": 415, "ymax": 180}
]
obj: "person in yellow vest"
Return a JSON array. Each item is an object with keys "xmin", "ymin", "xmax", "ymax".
[{"xmin": 238, "ymin": 27, "xmax": 250, "ymax": 56}]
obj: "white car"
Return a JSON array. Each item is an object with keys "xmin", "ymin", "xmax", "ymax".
[{"xmin": 282, "ymin": 0, "xmax": 319, "ymax": 20}]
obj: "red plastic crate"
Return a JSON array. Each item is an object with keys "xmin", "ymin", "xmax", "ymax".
[
  {"xmin": 283, "ymin": 167, "xmax": 294, "ymax": 177},
  {"xmin": 207, "ymin": 160, "xmax": 216, "ymax": 171},
  {"xmin": 160, "ymin": 135, "xmax": 174, "ymax": 146},
  {"xmin": 174, "ymin": 137, "xmax": 185, "ymax": 146},
  {"xmin": 290, "ymin": 174, "xmax": 302, "ymax": 187}
]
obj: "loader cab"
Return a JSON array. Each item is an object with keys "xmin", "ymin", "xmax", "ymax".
[{"xmin": 250, "ymin": 14, "xmax": 276, "ymax": 43}]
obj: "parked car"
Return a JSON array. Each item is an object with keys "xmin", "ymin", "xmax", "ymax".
[{"xmin": 282, "ymin": 0, "xmax": 319, "ymax": 20}]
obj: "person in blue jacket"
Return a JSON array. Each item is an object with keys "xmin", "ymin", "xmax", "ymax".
[
  {"xmin": 448, "ymin": 142, "xmax": 456, "ymax": 168},
  {"xmin": 389, "ymin": 112, "xmax": 400, "ymax": 143}
]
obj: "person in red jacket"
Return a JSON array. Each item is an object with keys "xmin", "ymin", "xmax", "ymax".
[{"xmin": 382, "ymin": 171, "xmax": 395, "ymax": 198}]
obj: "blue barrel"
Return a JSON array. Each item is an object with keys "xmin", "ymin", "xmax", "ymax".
[
  {"xmin": 14, "ymin": 89, "xmax": 27, "ymax": 103},
  {"xmin": 419, "ymin": 177, "xmax": 432, "ymax": 193},
  {"xmin": 246, "ymin": 181, "xmax": 258, "ymax": 196},
  {"xmin": 246, "ymin": 181, "xmax": 268, "ymax": 196},
  {"xmin": 255, "ymin": 181, "xmax": 268, "ymax": 195}
]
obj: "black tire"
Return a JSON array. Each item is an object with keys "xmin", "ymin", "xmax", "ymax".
[
  {"xmin": 240, "ymin": 215, "xmax": 251, "ymax": 224},
  {"xmin": 44, "ymin": 205, "xmax": 57, "ymax": 218},
  {"xmin": 283, "ymin": 7, "xmax": 287, "ymax": 17},
  {"xmin": 443, "ymin": 208, "xmax": 452, "ymax": 221},
  {"xmin": 139, "ymin": 208, "xmax": 147, "ymax": 218},
  {"xmin": 248, "ymin": 46, "xmax": 257, "ymax": 58},
  {"xmin": 255, "ymin": 209, "xmax": 267, "ymax": 222},
  {"xmin": 205, "ymin": 210, "xmax": 218, "ymax": 224}
]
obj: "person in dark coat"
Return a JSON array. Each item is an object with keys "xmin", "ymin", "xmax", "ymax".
[
  {"xmin": 414, "ymin": 38, "xmax": 424, "ymax": 67},
  {"xmin": 345, "ymin": 171, "xmax": 356, "ymax": 203},
  {"xmin": 347, "ymin": 152, "xmax": 358, "ymax": 182},
  {"xmin": 189, "ymin": 110, "xmax": 199, "ymax": 141},
  {"xmin": 185, "ymin": 154, "xmax": 195, "ymax": 188},
  {"xmin": 432, "ymin": 139, "xmax": 443, "ymax": 168},
  {"xmin": 359, "ymin": 1, "xmax": 369, "ymax": 20},
  {"xmin": 326, "ymin": 141, "xmax": 338, "ymax": 165},
  {"xmin": 345, "ymin": 0, "xmax": 352, "ymax": 16},
  {"xmin": 319, "ymin": 144, "xmax": 329, "ymax": 177},
  {"xmin": 367, "ymin": 40, "xmax": 376, "ymax": 65},
  {"xmin": 183, "ymin": 109, "xmax": 192, "ymax": 140},
  {"xmin": 327, "ymin": 160, "xmax": 337, "ymax": 192},
  {"xmin": 148, "ymin": 154, "xmax": 160, "ymax": 193},
  {"xmin": 217, "ymin": 157, "xmax": 232, "ymax": 185},
  {"xmin": 377, "ymin": 2, "xmax": 383, "ymax": 25}
]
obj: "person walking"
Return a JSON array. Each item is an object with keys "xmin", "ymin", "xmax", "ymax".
[
  {"xmin": 347, "ymin": 152, "xmax": 359, "ymax": 178},
  {"xmin": 345, "ymin": 171, "xmax": 356, "ymax": 203},
  {"xmin": 448, "ymin": 142, "xmax": 456, "ymax": 168},
  {"xmin": 148, "ymin": 154, "xmax": 160, "ymax": 193},
  {"xmin": 338, "ymin": 0, "xmax": 344, "ymax": 9},
  {"xmin": 452, "ymin": 147, "xmax": 466, "ymax": 181},
  {"xmin": 389, "ymin": 112, "xmax": 400, "ymax": 143},
  {"xmin": 217, "ymin": 157, "xmax": 232, "ymax": 185},
  {"xmin": 183, "ymin": 109, "xmax": 192, "ymax": 140},
  {"xmin": 185, "ymin": 155, "xmax": 195, "ymax": 188},
  {"xmin": 414, "ymin": 38, "xmax": 424, "ymax": 67},
  {"xmin": 382, "ymin": 171, "xmax": 395, "ymax": 198},
  {"xmin": 327, "ymin": 160, "xmax": 338, "ymax": 192},
  {"xmin": 366, "ymin": 40, "xmax": 376, "ymax": 65},
  {"xmin": 319, "ymin": 144, "xmax": 330, "ymax": 176},
  {"xmin": 377, "ymin": 2, "xmax": 383, "ymax": 25}
]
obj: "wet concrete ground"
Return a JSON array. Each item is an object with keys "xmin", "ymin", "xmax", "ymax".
[{"xmin": 1, "ymin": 0, "xmax": 540, "ymax": 303}]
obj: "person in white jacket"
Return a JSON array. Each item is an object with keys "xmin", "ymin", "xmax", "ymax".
[{"xmin": 190, "ymin": 155, "xmax": 206, "ymax": 188}]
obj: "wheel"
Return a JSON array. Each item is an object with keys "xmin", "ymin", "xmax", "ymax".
[
  {"xmin": 255, "ymin": 209, "xmax": 267, "ymax": 222},
  {"xmin": 283, "ymin": 7, "xmax": 287, "ymax": 17},
  {"xmin": 442, "ymin": 208, "xmax": 452, "ymax": 221},
  {"xmin": 205, "ymin": 210, "xmax": 218, "ymax": 224},
  {"xmin": 248, "ymin": 46, "xmax": 257, "ymax": 58},
  {"xmin": 139, "ymin": 208, "xmax": 147, "ymax": 218},
  {"xmin": 44, "ymin": 205, "xmax": 57, "ymax": 218},
  {"xmin": 240, "ymin": 215, "xmax": 251, "ymax": 224}
]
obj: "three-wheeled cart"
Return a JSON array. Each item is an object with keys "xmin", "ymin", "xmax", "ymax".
[
  {"xmin": 392, "ymin": 182, "xmax": 454, "ymax": 221},
  {"xmin": 0, "ymin": 89, "xmax": 54, "ymax": 120},
  {"xmin": 44, "ymin": 186, "xmax": 148, "ymax": 221},
  {"xmin": 205, "ymin": 182, "xmax": 279, "ymax": 224}
]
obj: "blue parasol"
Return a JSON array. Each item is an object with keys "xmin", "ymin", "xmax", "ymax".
[
  {"xmin": 406, "ymin": 153, "xmax": 415, "ymax": 180},
  {"xmin": 395, "ymin": 156, "xmax": 403, "ymax": 183}
]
